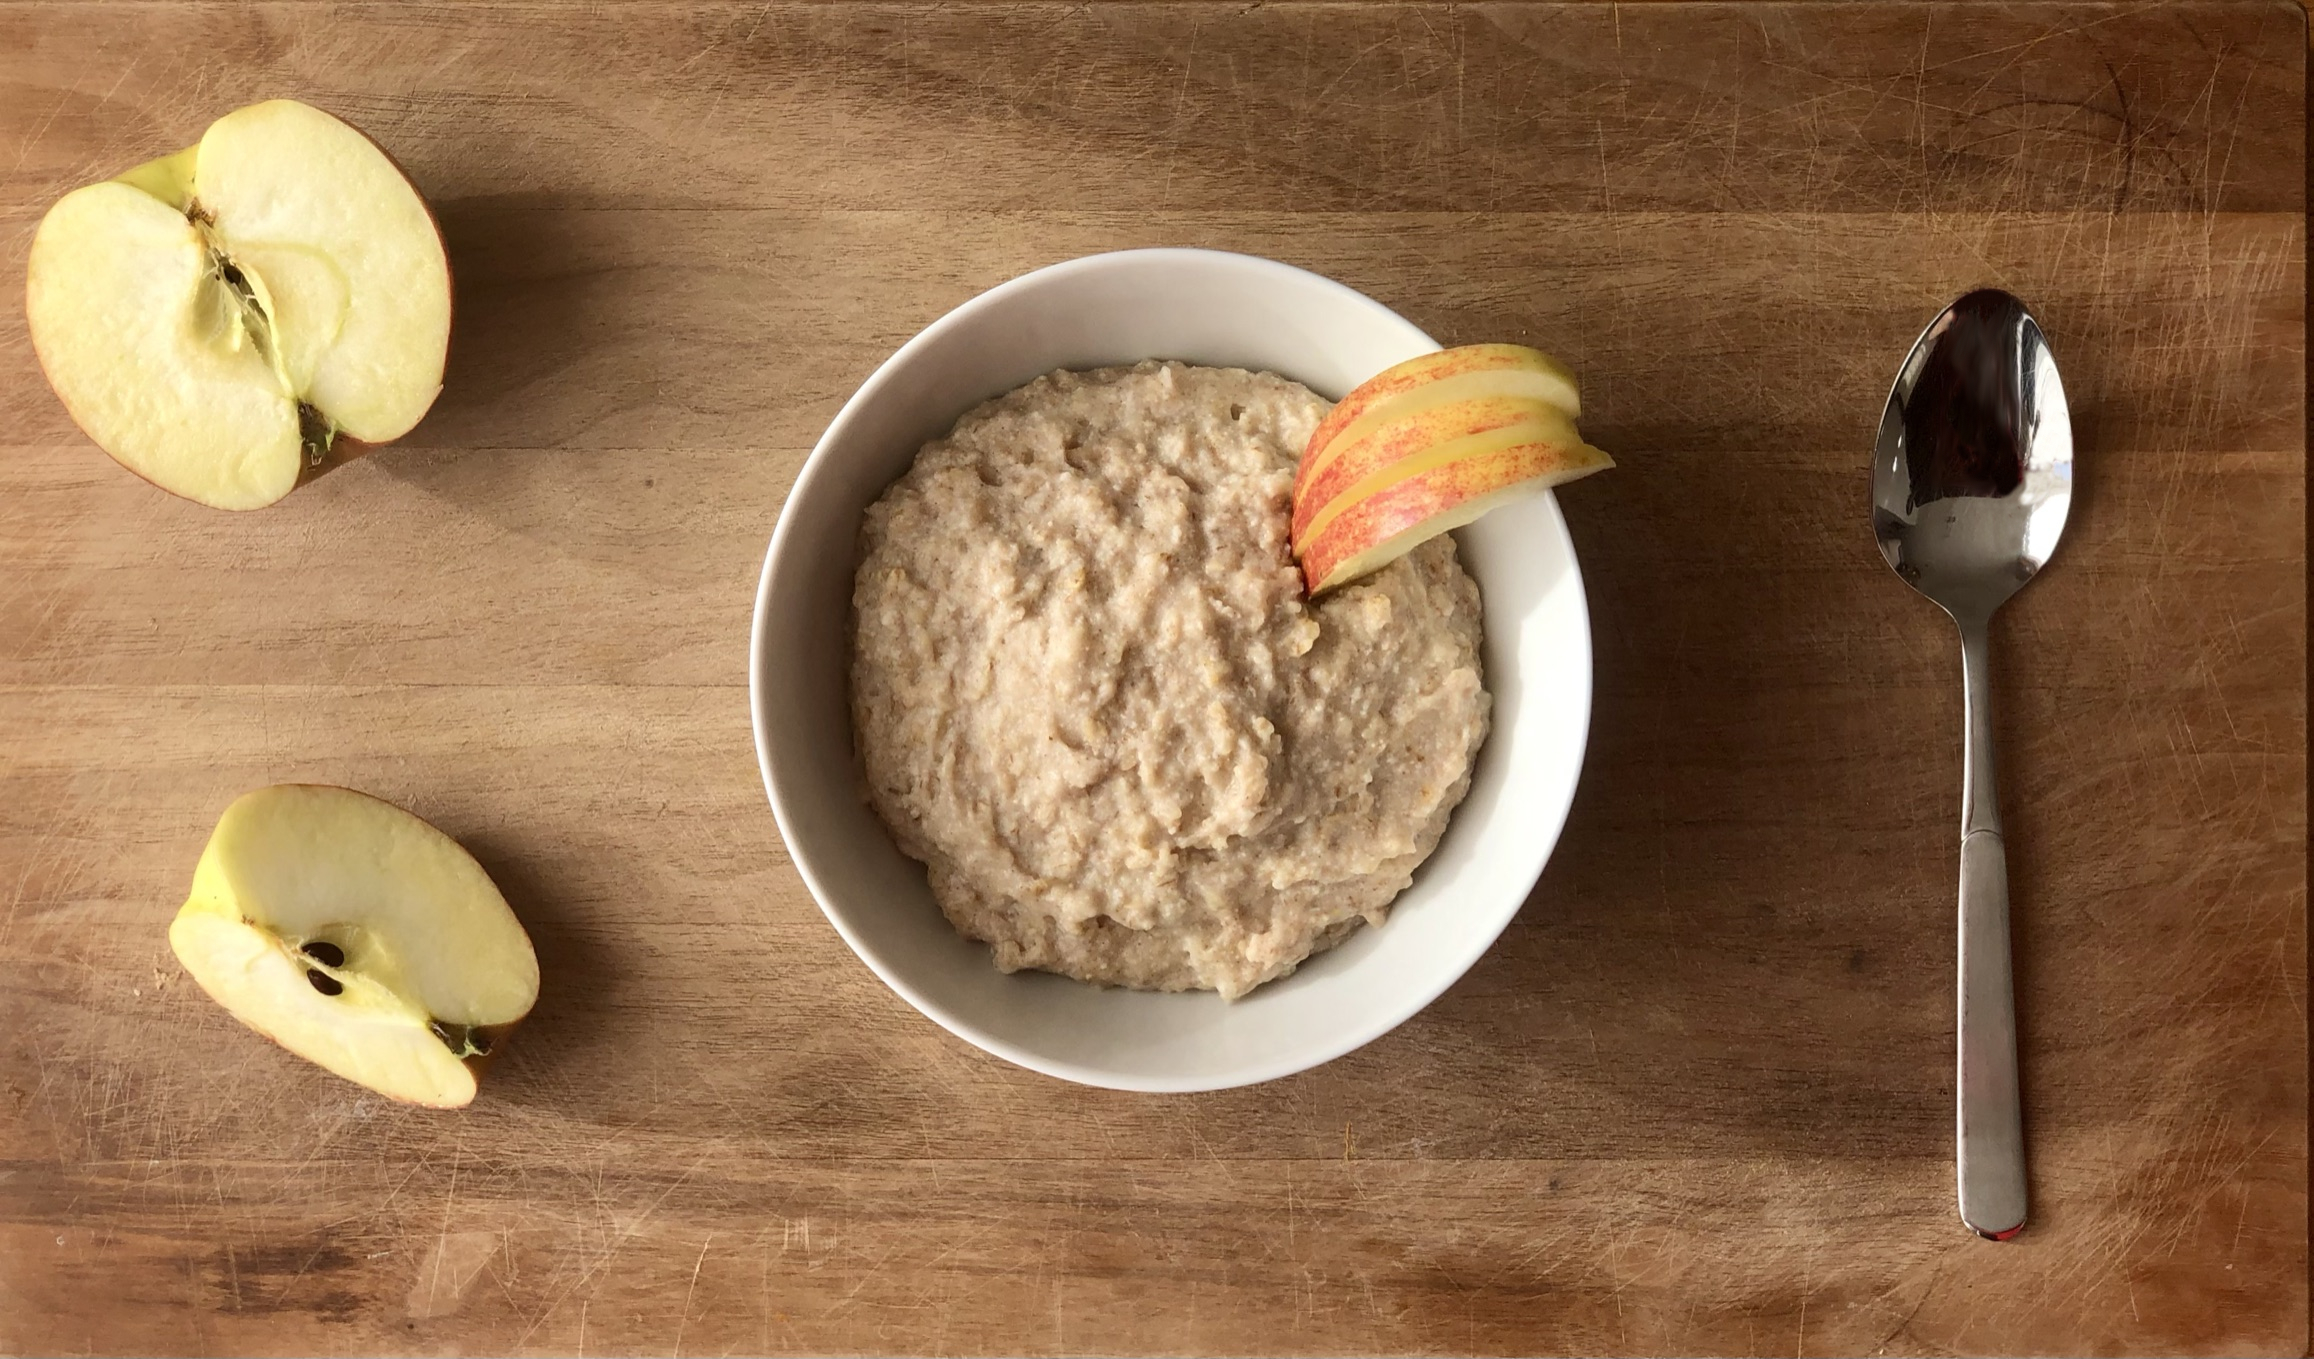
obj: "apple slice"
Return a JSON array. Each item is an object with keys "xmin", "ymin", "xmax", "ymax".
[
  {"xmin": 169, "ymin": 785, "xmax": 538, "ymax": 1108},
  {"xmin": 1297, "ymin": 436, "xmax": 1610, "ymax": 594},
  {"xmin": 1294, "ymin": 343, "xmax": 1581, "ymax": 500},
  {"xmin": 1290, "ymin": 344, "xmax": 1612, "ymax": 596},
  {"xmin": 1291, "ymin": 395, "xmax": 1576, "ymax": 543},
  {"xmin": 25, "ymin": 99, "xmax": 450, "ymax": 509}
]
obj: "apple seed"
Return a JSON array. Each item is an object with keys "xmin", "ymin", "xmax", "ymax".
[{"xmin": 306, "ymin": 968, "xmax": 344, "ymax": 996}]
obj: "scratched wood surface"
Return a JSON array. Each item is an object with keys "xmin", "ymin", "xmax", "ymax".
[{"xmin": 0, "ymin": 3, "xmax": 2304, "ymax": 1355}]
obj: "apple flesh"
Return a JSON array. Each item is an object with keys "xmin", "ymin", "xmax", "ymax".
[
  {"xmin": 1290, "ymin": 344, "xmax": 1611, "ymax": 595},
  {"xmin": 25, "ymin": 99, "xmax": 450, "ymax": 509},
  {"xmin": 169, "ymin": 785, "xmax": 538, "ymax": 1108}
]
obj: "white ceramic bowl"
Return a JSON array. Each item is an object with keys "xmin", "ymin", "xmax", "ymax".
[{"xmin": 751, "ymin": 248, "xmax": 1592, "ymax": 1091}]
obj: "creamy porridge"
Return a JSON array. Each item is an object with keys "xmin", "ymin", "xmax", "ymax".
[{"xmin": 850, "ymin": 361, "xmax": 1490, "ymax": 998}]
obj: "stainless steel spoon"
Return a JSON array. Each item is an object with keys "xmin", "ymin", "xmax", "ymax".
[{"xmin": 1872, "ymin": 288, "xmax": 2073, "ymax": 1240}]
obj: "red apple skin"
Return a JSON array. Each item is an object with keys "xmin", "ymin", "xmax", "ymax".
[
  {"xmin": 1291, "ymin": 397, "xmax": 1572, "ymax": 544},
  {"xmin": 1297, "ymin": 436, "xmax": 1612, "ymax": 594},
  {"xmin": 1296, "ymin": 343, "xmax": 1580, "ymax": 496}
]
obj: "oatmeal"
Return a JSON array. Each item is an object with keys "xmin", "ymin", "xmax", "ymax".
[{"xmin": 850, "ymin": 361, "xmax": 1489, "ymax": 998}]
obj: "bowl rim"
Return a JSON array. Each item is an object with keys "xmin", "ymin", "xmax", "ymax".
[{"xmin": 750, "ymin": 246, "xmax": 1591, "ymax": 1090}]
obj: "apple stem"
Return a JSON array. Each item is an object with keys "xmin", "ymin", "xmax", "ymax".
[
  {"xmin": 298, "ymin": 404, "xmax": 337, "ymax": 467},
  {"xmin": 428, "ymin": 1020, "xmax": 493, "ymax": 1060}
]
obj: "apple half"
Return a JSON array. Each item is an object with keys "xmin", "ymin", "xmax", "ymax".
[
  {"xmin": 169, "ymin": 785, "xmax": 538, "ymax": 1108},
  {"xmin": 26, "ymin": 99, "xmax": 450, "ymax": 509},
  {"xmin": 1290, "ymin": 344, "xmax": 1613, "ymax": 595}
]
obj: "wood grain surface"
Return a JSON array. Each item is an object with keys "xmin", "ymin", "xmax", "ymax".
[{"xmin": 0, "ymin": 2, "xmax": 2304, "ymax": 1355}]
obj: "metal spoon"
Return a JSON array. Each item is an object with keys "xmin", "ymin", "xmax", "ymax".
[{"xmin": 1872, "ymin": 288, "xmax": 2072, "ymax": 1240}]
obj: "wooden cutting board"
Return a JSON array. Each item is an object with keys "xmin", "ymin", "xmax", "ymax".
[{"xmin": 1, "ymin": 3, "xmax": 2303, "ymax": 1354}]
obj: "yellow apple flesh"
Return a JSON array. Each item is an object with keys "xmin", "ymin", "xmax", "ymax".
[
  {"xmin": 25, "ymin": 99, "xmax": 450, "ymax": 509},
  {"xmin": 169, "ymin": 785, "xmax": 537, "ymax": 1108}
]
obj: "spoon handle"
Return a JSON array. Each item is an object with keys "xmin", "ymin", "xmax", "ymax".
[{"xmin": 1957, "ymin": 618, "xmax": 2027, "ymax": 1239}]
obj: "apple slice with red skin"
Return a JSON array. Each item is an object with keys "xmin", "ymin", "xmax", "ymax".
[
  {"xmin": 1292, "ymin": 395, "xmax": 1575, "ymax": 544},
  {"xmin": 1295, "ymin": 343, "xmax": 1581, "ymax": 500},
  {"xmin": 1289, "ymin": 344, "xmax": 1610, "ymax": 596},
  {"xmin": 1296, "ymin": 429, "xmax": 1612, "ymax": 594}
]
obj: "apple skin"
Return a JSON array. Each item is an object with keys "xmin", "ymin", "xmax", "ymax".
[
  {"xmin": 1290, "ymin": 396, "xmax": 1577, "ymax": 544},
  {"xmin": 1296, "ymin": 432, "xmax": 1612, "ymax": 595},
  {"xmin": 1296, "ymin": 343, "xmax": 1581, "ymax": 496},
  {"xmin": 115, "ymin": 145, "xmax": 199, "ymax": 207},
  {"xmin": 24, "ymin": 101, "xmax": 453, "ymax": 509}
]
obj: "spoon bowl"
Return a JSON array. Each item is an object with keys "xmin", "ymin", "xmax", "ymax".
[
  {"xmin": 1873, "ymin": 287, "xmax": 2073, "ymax": 1241},
  {"xmin": 1875, "ymin": 289, "xmax": 2074, "ymax": 621}
]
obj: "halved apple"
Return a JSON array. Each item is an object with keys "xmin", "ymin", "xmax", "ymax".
[
  {"xmin": 25, "ymin": 99, "xmax": 451, "ymax": 509},
  {"xmin": 1290, "ymin": 344, "xmax": 1611, "ymax": 595},
  {"xmin": 169, "ymin": 785, "xmax": 537, "ymax": 1108}
]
